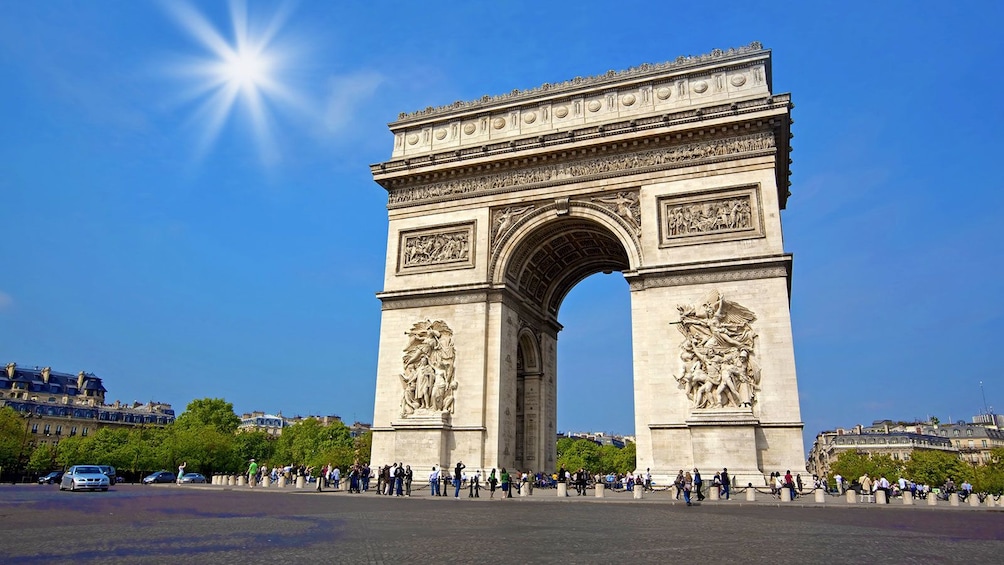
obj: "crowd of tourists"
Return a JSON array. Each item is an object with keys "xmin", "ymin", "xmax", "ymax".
[{"xmin": 830, "ymin": 472, "xmax": 974, "ymax": 502}]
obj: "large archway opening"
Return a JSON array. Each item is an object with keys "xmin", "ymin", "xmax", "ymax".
[{"xmin": 504, "ymin": 215, "xmax": 633, "ymax": 471}]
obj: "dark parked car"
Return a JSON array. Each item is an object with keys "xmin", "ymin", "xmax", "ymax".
[
  {"xmin": 38, "ymin": 471, "xmax": 64, "ymax": 484},
  {"xmin": 180, "ymin": 473, "xmax": 207, "ymax": 484},
  {"xmin": 143, "ymin": 470, "xmax": 177, "ymax": 484},
  {"xmin": 97, "ymin": 465, "xmax": 119, "ymax": 485}
]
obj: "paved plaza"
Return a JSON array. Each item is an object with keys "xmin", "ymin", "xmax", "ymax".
[{"xmin": 0, "ymin": 484, "xmax": 1001, "ymax": 564}]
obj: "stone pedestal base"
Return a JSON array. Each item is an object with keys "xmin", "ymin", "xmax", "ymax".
[
  {"xmin": 278, "ymin": 476, "xmax": 287, "ymax": 488},
  {"xmin": 986, "ymin": 496, "xmax": 996, "ymax": 508},
  {"xmin": 238, "ymin": 475, "xmax": 247, "ymax": 486},
  {"xmin": 633, "ymin": 487, "xmax": 643, "ymax": 500},
  {"xmin": 227, "ymin": 475, "xmax": 235, "ymax": 486},
  {"xmin": 814, "ymin": 489, "xmax": 825, "ymax": 503},
  {"xmin": 557, "ymin": 483, "xmax": 567, "ymax": 497},
  {"xmin": 262, "ymin": 476, "xmax": 271, "ymax": 488},
  {"xmin": 385, "ymin": 413, "xmax": 453, "ymax": 471},
  {"xmin": 902, "ymin": 490, "xmax": 913, "ymax": 505},
  {"xmin": 927, "ymin": 494, "xmax": 937, "ymax": 506},
  {"xmin": 949, "ymin": 493, "xmax": 959, "ymax": 506},
  {"xmin": 709, "ymin": 487, "xmax": 720, "ymax": 501},
  {"xmin": 846, "ymin": 490, "xmax": 856, "ymax": 504},
  {"xmin": 745, "ymin": 488, "xmax": 756, "ymax": 501},
  {"xmin": 295, "ymin": 476, "xmax": 305, "ymax": 489},
  {"xmin": 595, "ymin": 483, "xmax": 604, "ymax": 498},
  {"xmin": 876, "ymin": 489, "xmax": 887, "ymax": 504},
  {"xmin": 970, "ymin": 495, "xmax": 980, "ymax": 507},
  {"xmin": 780, "ymin": 488, "xmax": 791, "ymax": 502}
]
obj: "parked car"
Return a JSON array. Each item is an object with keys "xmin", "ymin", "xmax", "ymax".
[
  {"xmin": 143, "ymin": 470, "xmax": 177, "ymax": 484},
  {"xmin": 97, "ymin": 465, "xmax": 119, "ymax": 485},
  {"xmin": 38, "ymin": 471, "xmax": 64, "ymax": 485},
  {"xmin": 60, "ymin": 465, "xmax": 110, "ymax": 491},
  {"xmin": 179, "ymin": 473, "xmax": 207, "ymax": 484}
]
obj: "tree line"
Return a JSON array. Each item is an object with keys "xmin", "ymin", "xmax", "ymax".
[
  {"xmin": 828, "ymin": 448, "xmax": 1004, "ymax": 494},
  {"xmin": 0, "ymin": 399, "xmax": 371, "ymax": 482}
]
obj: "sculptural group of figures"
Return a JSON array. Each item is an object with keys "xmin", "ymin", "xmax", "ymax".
[
  {"xmin": 403, "ymin": 232, "xmax": 470, "ymax": 267},
  {"xmin": 674, "ymin": 291, "xmax": 762, "ymax": 409},
  {"xmin": 399, "ymin": 320, "xmax": 458, "ymax": 417},
  {"xmin": 666, "ymin": 197, "xmax": 752, "ymax": 237}
]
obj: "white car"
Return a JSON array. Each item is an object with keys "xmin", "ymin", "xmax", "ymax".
[{"xmin": 60, "ymin": 465, "xmax": 111, "ymax": 492}]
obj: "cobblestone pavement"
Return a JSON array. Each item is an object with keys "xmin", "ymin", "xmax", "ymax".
[{"xmin": 1, "ymin": 484, "xmax": 1001, "ymax": 564}]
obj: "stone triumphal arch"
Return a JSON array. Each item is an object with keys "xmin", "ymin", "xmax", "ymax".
[{"xmin": 369, "ymin": 43, "xmax": 804, "ymax": 484}]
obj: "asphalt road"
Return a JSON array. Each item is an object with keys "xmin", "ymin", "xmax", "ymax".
[{"xmin": 1, "ymin": 484, "xmax": 1001, "ymax": 564}]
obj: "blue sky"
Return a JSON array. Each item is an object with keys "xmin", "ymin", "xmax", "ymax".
[{"xmin": 1, "ymin": 1, "xmax": 1001, "ymax": 453}]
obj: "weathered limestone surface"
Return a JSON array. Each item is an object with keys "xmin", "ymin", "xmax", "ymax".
[{"xmin": 369, "ymin": 43, "xmax": 802, "ymax": 485}]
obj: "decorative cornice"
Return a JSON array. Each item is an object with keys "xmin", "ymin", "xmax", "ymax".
[
  {"xmin": 387, "ymin": 131, "xmax": 775, "ymax": 208},
  {"xmin": 394, "ymin": 42, "xmax": 765, "ymax": 122},
  {"xmin": 627, "ymin": 256, "xmax": 791, "ymax": 291}
]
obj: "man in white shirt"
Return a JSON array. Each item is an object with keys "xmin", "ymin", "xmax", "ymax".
[
  {"xmin": 834, "ymin": 474, "xmax": 843, "ymax": 494},
  {"xmin": 429, "ymin": 466, "xmax": 440, "ymax": 496}
]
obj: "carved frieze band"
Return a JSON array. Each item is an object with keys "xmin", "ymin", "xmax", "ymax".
[
  {"xmin": 658, "ymin": 185, "xmax": 763, "ymax": 248},
  {"xmin": 398, "ymin": 222, "xmax": 475, "ymax": 274},
  {"xmin": 388, "ymin": 131, "xmax": 775, "ymax": 207},
  {"xmin": 628, "ymin": 264, "xmax": 788, "ymax": 291}
]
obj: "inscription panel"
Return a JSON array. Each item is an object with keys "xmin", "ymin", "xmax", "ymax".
[
  {"xmin": 658, "ymin": 185, "xmax": 763, "ymax": 248},
  {"xmin": 397, "ymin": 222, "xmax": 475, "ymax": 274}
]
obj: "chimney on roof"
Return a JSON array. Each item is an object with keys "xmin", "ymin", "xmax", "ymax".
[
  {"xmin": 5, "ymin": 363, "xmax": 15, "ymax": 379},
  {"xmin": 41, "ymin": 367, "xmax": 51, "ymax": 384},
  {"xmin": 77, "ymin": 371, "xmax": 86, "ymax": 389}
]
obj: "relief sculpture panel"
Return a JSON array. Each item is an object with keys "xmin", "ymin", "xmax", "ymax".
[
  {"xmin": 398, "ymin": 222, "xmax": 475, "ymax": 273},
  {"xmin": 398, "ymin": 320, "xmax": 457, "ymax": 417},
  {"xmin": 658, "ymin": 186, "xmax": 763, "ymax": 247},
  {"xmin": 674, "ymin": 291, "xmax": 762, "ymax": 410}
]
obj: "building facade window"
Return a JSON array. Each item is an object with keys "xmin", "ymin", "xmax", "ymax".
[
  {"xmin": 82, "ymin": 427, "xmax": 88, "ymax": 437},
  {"xmin": 43, "ymin": 424, "xmax": 50, "ymax": 434},
  {"xmin": 31, "ymin": 423, "xmax": 38, "ymax": 434},
  {"xmin": 70, "ymin": 426, "xmax": 77, "ymax": 436},
  {"xmin": 55, "ymin": 425, "xmax": 62, "ymax": 435}
]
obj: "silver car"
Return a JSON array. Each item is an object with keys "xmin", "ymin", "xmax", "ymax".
[{"xmin": 60, "ymin": 465, "xmax": 111, "ymax": 492}]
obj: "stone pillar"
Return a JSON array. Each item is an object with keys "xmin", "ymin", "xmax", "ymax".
[
  {"xmin": 227, "ymin": 475, "xmax": 235, "ymax": 486},
  {"xmin": 278, "ymin": 476, "xmax": 287, "ymax": 488},
  {"xmin": 927, "ymin": 493, "xmax": 937, "ymax": 506},
  {"xmin": 211, "ymin": 475, "xmax": 217, "ymax": 485},
  {"xmin": 902, "ymin": 490, "xmax": 913, "ymax": 505},
  {"xmin": 814, "ymin": 489, "xmax": 825, "ymax": 503},
  {"xmin": 595, "ymin": 483, "xmax": 605, "ymax": 498},
  {"xmin": 745, "ymin": 488, "xmax": 756, "ymax": 502},
  {"xmin": 949, "ymin": 493, "xmax": 959, "ymax": 506},
  {"xmin": 237, "ymin": 475, "xmax": 247, "ymax": 486},
  {"xmin": 262, "ymin": 475, "xmax": 271, "ymax": 488},
  {"xmin": 296, "ymin": 476, "xmax": 306, "ymax": 489},
  {"xmin": 985, "ymin": 495, "xmax": 996, "ymax": 508},
  {"xmin": 557, "ymin": 483, "xmax": 567, "ymax": 497},
  {"xmin": 846, "ymin": 490, "xmax": 856, "ymax": 504},
  {"xmin": 669, "ymin": 485, "xmax": 678, "ymax": 500},
  {"xmin": 709, "ymin": 486, "xmax": 720, "ymax": 501},
  {"xmin": 520, "ymin": 483, "xmax": 528, "ymax": 497},
  {"xmin": 780, "ymin": 488, "xmax": 792, "ymax": 502},
  {"xmin": 970, "ymin": 494, "xmax": 980, "ymax": 507},
  {"xmin": 633, "ymin": 486, "xmax": 643, "ymax": 500},
  {"xmin": 875, "ymin": 489, "xmax": 887, "ymax": 504}
]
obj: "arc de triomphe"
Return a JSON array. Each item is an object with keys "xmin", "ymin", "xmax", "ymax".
[{"xmin": 369, "ymin": 43, "xmax": 804, "ymax": 484}]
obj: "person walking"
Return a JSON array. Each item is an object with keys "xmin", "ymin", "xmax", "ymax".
[
  {"xmin": 693, "ymin": 468, "xmax": 704, "ymax": 501},
  {"xmin": 489, "ymin": 468, "xmax": 498, "ymax": 499},
  {"xmin": 683, "ymin": 471, "xmax": 694, "ymax": 506},
  {"xmin": 247, "ymin": 459, "xmax": 258, "ymax": 489},
  {"xmin": 721, "ymin": 468, "xmax": 731, "ymax": 500}
]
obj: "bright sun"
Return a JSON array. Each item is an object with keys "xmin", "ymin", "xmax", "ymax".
[{"xmin": 164, "ymin": 0, "xmax": 299, "ymax": 163}]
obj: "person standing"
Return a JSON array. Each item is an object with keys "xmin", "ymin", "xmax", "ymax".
[
  {"xmin": 834, "ymin": 473, "xmax": 843, "ymax": 494},
  {"xmin": 488, "ymin": 468, "xmax": 498, "ymax": 499},
  {"xmin": 316, "ymin": 464, "xmax": 325, "ymax": 492},
  {"xmin": 674, "ymin": 470, "xmax": 685, "ymax": 499},
  {"xmin": 683, "ymin": 471, "xmax": 693, "ymax": 506},
  {"xmin": 645, "ymin": 468, "xmax": 652, "ymax": 492},
  {"xmin": 177, "ymin": 461, "xmax": 187, "ymax": 484},
  {"xmin": 332, "ymin": 466, "xmax": 341, "ymax": 490},
  {"xmin": 247, "ymin": 459, "xmax": 258, "ymax": 489},
  {"xmin": 693, "ymin": 468, "xmax": 704, "ymax": 501},
  {"xmin": 721, "ymin": 468, "xmax": 731, "ymax": 500},
  {"xmin": 454, "ymin": 461, "xmax": 466, "ymax": 498},
  {"xmin": 404, "ymin": 465, "xmax": 413, "ymax": 497},
  {"xmin": 500, "ymin": 468, "xmax": 510, "ymax": 499},
  {"xmin": 395, "ymin": 463, "xmax": 405, "ymax": 496},
  {"xmin": 429, "ymin": 466, "xmax": 440, "ymax": 496}
]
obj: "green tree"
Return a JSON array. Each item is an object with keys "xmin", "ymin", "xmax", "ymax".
[
  {"xmin": 972, "ymin": 448, "xmax": 1004, "ymax": 495},
  {"xmin": 174, "ymin": 398, "xmax": 240, "ymax": 434},
  {"xmin": 353, "ymin": 431, "xmax": 372, "ymax": 465},
  {"xmin": 556, "ymin": 438, "xmax": 601, "ymax": 473},
  {"xmin": 829, "ymin": 451, "xmax": 874, "ymax": 485},
  {"xmin": 273, "ymin": 418, "xmax": 355, "ymax": 469},
  {"xmin": 233, "ymin": 430, "xmax": 275, "ymax": 469},
  {"xmin": 903, "ymin": 449, "xmax": 972, "ymax": 487},
  {"xmin": 0, "ymin": 407, "xmax": 32, "ymax": 472},
  {"xmin": 27, "ymin": 443, "xmax": 57, "ymax": 474}
]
